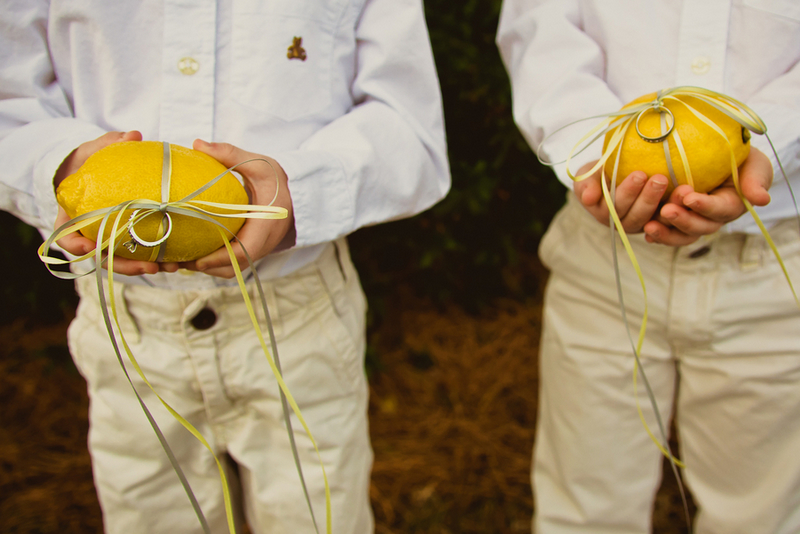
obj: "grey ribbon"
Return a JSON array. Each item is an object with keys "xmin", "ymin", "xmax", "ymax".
[
  {"xmin": 122, "ymin": 142, "xmax": 173, "ymax": 261},
  {"xmin": 660, "ymin": 112, "xmax": 679, "ymax": 190}
]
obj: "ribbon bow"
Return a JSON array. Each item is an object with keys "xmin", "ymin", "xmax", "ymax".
[{"xmin": 541, "ymin": 86, "xmax": 765, "ymax": 187}]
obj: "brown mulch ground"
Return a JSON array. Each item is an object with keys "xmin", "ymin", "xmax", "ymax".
[{"xmin": 0, "ymin": 283, "xmax": 693, "ymax": 533}]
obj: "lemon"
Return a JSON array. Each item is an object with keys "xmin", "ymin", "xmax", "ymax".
[
  {"xmin": 57, "ymin": 141, "xmax": 249, "ymax": 262},
  {"xmin": 603, "ymin": 92, "xmax": 750, "ymax": 196}
]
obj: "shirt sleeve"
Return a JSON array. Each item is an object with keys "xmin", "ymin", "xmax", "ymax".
[
  {"xmin": 0, "ymin": 0, "xmax": 107, "ymax": 232},
  {"xmin": 730, "ymin": 60, "xmax": 800, "ymax": 231},
  {"xmin": 269, "ymin": 0, "xmax": 451, "ymax": 248},
  {"xmin": 496, "ymin": 0, "xmax": 621, "ymax": 189}
]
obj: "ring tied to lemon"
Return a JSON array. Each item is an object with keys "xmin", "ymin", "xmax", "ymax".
[
  {"xmin": 56, "ymin": 141, "xmax": 250, "ymax": 262},
  {"xmin": 601, "ymin": 90, "xmax": 753, "ymax": 197}
]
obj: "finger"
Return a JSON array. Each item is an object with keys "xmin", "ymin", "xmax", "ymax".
[
  {"xmin": 643, "ymin": 220, "xmax": 700, "ymax": 247},
  {"xmin": 56, "ymin": 231, "xmax": 162, "ymax": 275},
  {"xmin": 611, "ymin": 171, "xmax": 648, "ymax": 216},
  {"xmin": 85, "ymin": 130, "xmax": 143, "ymax": 157},
  {"xmin": 199, "ymin": 221, "xmax": 274, "ymax": 272},
  {"xmin": 193, "ymin": 265, "xmax": 236, "ymax": 279},
  {"xmin": 121, "ymin": 130, "xmax": 143, "ymax": 142},
  {"xmin": 679, "ymin": 147, "xmax": 773, "ymax": 221},
  {"xmin": 618, "ymin": 174, "xmax": 669, "ymax": 232},
  {"xmin": 665, "ymin": 184, "xmax": 692, "ymax": 206},
  {"xmin": 53, "ymin": 206, "xmax": 96, "ymax": 256},
  {"xmin": 575, "ymin": 176, "xmax": 612, "ymax": 225},
  {"xmin": 741, "ymin": 180, "xmax": 771, "ymax": 207},
  {"xmin": 659, "ymin": 202, "xmax": 724, "ymax": 236},
  {"xmin": 104, "ymin": 256, "xmax": 161, "ymax": 276},
  {"xmin": 177, "ymin": 258, "xmax": 237, "ymax": 279},
  {"xmin": 99, "ymin": 242, "xmax": 167, "ymax": 276},
  {"xmin": 54, "ymin": 207, "xmax": 166, "ymax": 275},
  {"xmin": 738, "ymin": 147, "xmax": 772, "ymax": 206},
  {"xmin": 185, "ymin": 234, "xmax": 257, "ymax": 279},
  {"xmin": 575, "ymin": 174, "xmax": 604, "ymax": 209},
  {"xmin": 573, "ymin": 160, "xmax": 603, "ymax": 206},
  {"xmin": 681, "ymin": 187, "xmax": 745, "ymax": 223},
  {"xmin": 651, "ymin": 185, "xmax": 691, "ymax": 228},
  {"xmin": 193, "ymin": 139, "xmax": 258, "ymax": 172},
  {"xmin": 188, "ymin": 218, "xmax": 280, "ymax": 278},
  {"xmin": 193, "ymin": 244, "xmax": 242, "ymax": 273},
  {"xmin": 56, "ymin": 231, "xmax": 97, "ymax": 257},
  {"xmin": 158, "ymin": 262, "xmax": 180, "ymax": 273},
  {"xmin": 571, "ymin": 160, "xmax": 616, "ymax": 226}
]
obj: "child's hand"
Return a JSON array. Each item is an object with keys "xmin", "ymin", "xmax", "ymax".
[
  {"xmin": 574, "ymin": 160, "xmax": 669, "ymax": 233},
  {"xmin": 179, "ymin": 139, "xmax": 295, "ymax": 279},
  {"xmin": 53, "ymin": 130, "xmax": 179, "ymax": 275},
  {"xmin": 643, "ymin": 147, "xmax": 773, "ymax": 245}
]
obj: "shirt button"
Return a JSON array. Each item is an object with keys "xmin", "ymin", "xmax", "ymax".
[
  {"xmin": 691, "ymin": 56, "xmax": 711, "ymax": 75},
  {"xmin": 190, "ymin": 307, "xmax": 217, "ymax": 330},
  {"xmin": 177, "ymin": 57, "xmax": 200, "ymax": 75}
]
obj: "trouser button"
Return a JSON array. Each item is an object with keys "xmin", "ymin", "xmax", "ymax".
[{"xmin": 190, "ymin": 307, "xmax": 217, "ymax": 330}]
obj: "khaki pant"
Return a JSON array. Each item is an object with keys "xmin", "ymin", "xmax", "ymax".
[
  {"xmin": 69, "ymin": 239, "xmax": 373, "ymax": 534},
  {"xmin": 534, "ymin": 194, "xmax": 800, "ymax": 534}
]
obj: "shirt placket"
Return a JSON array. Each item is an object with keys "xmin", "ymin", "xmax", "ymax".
[
  {"xmin": 160, "ymin": 0, "xmax": 217, "ymax": 145},
  {"xmin": 674, "ymin": 0, "xmax": 731, "ymax": 91}
]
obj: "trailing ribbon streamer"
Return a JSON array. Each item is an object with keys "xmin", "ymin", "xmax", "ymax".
[
  {"xmin": 38, "ymin": 143, "xmax": 331, "ymax": 534},
  {"xmin": 538, "ymin": 86, "xmax": 800, "ymax": 531}
]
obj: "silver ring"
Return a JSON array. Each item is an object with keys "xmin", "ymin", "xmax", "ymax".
[
  {"xmin": 128, "ymin": 210, "xmax": 173, "ymax": 248},
  {"xmin": 635, "ymin": 106, "xmax": 675, "ymax": 143}
]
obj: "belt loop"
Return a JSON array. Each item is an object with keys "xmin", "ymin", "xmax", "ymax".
[
  {"xmin": 77, "ymin": 276, "xmax": 142, "ymax": 345},
  {"xmin": 740, "ymin": 233, "xmax": 764, "ymax": 271},
  {"xmin": 111, "ymin": 281, "xmax": 141, "ymax": 344},
  {"xmin": 250, "ymin": 280, "xmax": 281, "ymax": 334},
  {"xmin": 333, "ymin": 237, "xmax": 350, "ymax": 283},
  {"xmin": 318, "ymin": 241, "xmax": 346, "ymax": 299}
]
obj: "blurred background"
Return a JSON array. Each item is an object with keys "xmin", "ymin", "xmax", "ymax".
[{"xmin": 0, "ymin": 1, "xmax": 692, "ymax": 532}]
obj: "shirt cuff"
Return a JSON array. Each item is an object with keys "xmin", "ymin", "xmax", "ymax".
[{"xmin": 271, "ymin": 149, "xmax": 354, "ymax": 248}]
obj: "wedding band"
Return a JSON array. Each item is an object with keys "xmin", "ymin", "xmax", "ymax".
[
  {"xmin": 127, "ymin": 210, "xmax": 173, "ymax": 248},
  {"xmin": 635, "ymin": 106, "xmax": 675, "ymax": 143}
]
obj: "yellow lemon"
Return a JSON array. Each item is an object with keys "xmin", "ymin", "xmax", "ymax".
[
  {"xmin": 57, "ymin": 141, "xmax": 249, "ymax": 262},
  {"xmin": 603, "ymin": 92, "xmax": 750, "ymax": 196}
]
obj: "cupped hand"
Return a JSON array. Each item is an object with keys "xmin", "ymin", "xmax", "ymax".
[
  {"xmin": 53, "ymin": 130, "xmax": 180, "ymax": 275},
  {"xmin": 574, "ymin": 159, "xmax": 669, "ymax": 233},
  {"xmin": 643, "ymin": 147, "xmax": 772, "ymax": 246},
  {"xmin": 178, "ymin": 139, "xmax": 295, "ymax": 279}
]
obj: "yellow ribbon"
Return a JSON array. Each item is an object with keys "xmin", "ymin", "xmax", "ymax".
[{"xmin": 38, "ymin": 149, "xmax": 331, "ymax": 534}]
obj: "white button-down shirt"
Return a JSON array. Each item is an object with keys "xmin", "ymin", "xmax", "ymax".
[
  {"xmin": 0, "ymin": 0, "xmax": 450, "ymax": 287},
  {"xmin": 498, "ymin": 0, "xmax": 800, "ymax": 233}
]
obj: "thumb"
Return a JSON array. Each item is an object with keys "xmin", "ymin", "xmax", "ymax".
[
  {"xmin": 91, "ymin": 130, "xmax": 142, "ymax": 152},
  {"xmin": 739, "ymin": 147, "xmax": 773, "ymax": 207},
  {"xmin": 193, "ymin": 139, "xmax": 254, "ymax": 169},
  {"xmin": 742, "ymin": 178, "xmax": 771, "ymax": 207},
  {"xmin": 575, "ymin": 175, "xmax": 602, "ymax": 207}
]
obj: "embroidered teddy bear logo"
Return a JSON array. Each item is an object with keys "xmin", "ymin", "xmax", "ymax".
[{"xmin": 287, "ymin": 37, "xmax": 307, "ymax": 61}]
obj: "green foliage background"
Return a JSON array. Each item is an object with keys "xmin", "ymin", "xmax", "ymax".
[
  {"xmin": 1, "ymin": 0, "xmax": 565, "ymax": 325},
  {"xmin": 350, "ymin": 0, "xmax": 563, "ymax": 313}
]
